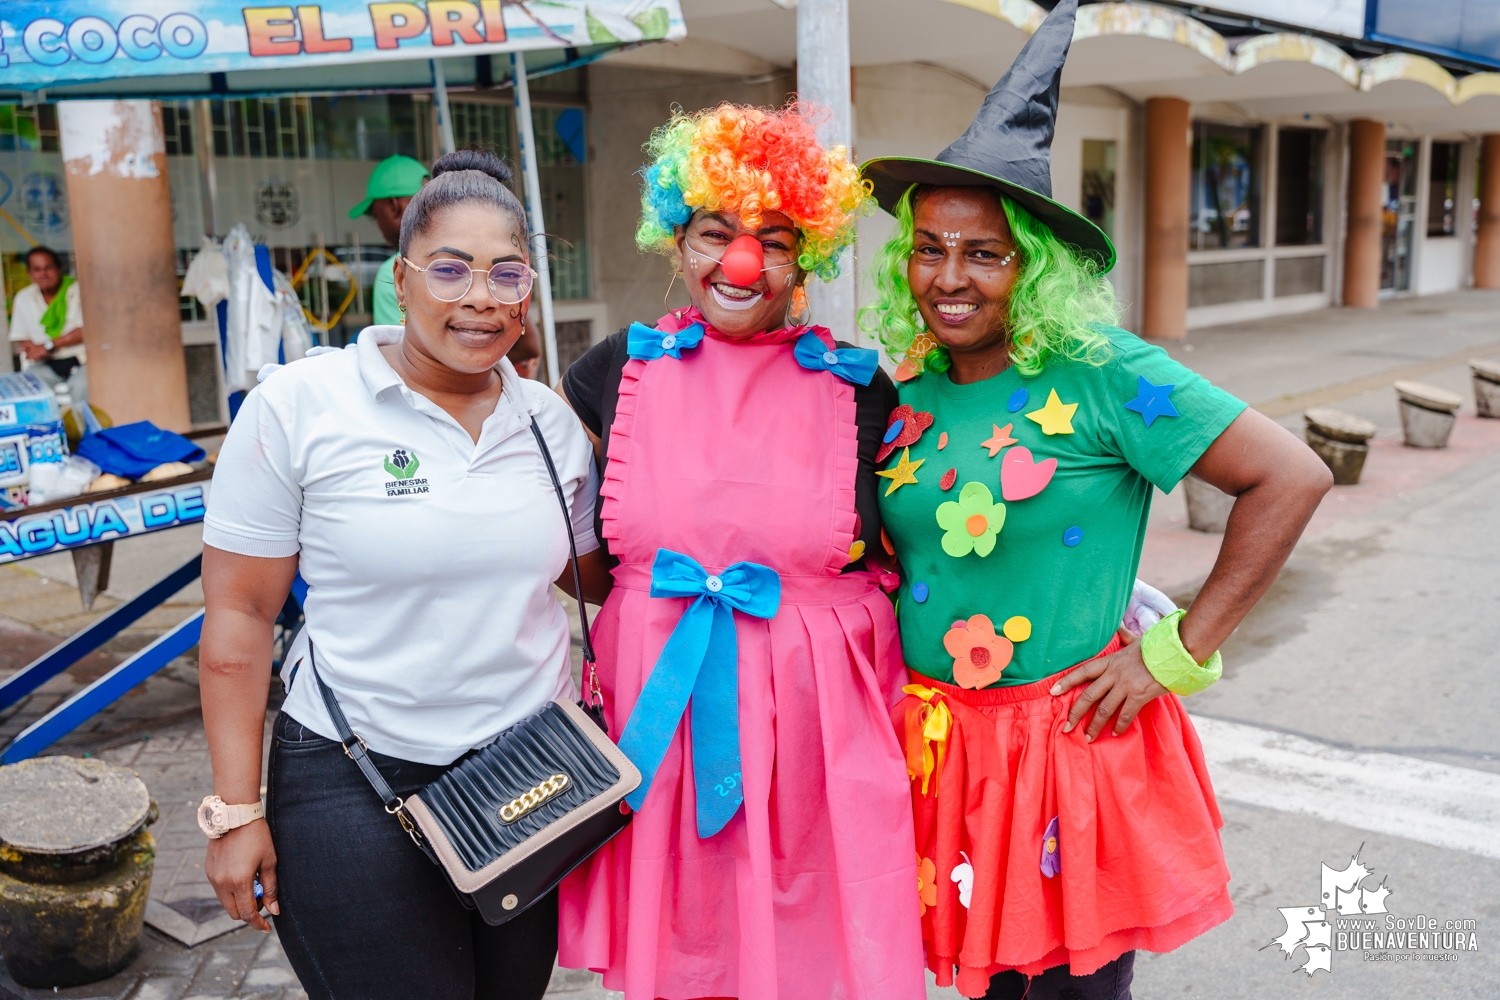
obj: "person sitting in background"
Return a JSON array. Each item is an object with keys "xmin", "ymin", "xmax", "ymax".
[
  {"xmin": 9, "ymin": 246, "xmax": 88, "ymax": 413},
  {"xmin": 510, "ymin": 313, "xmax": 544, "ymax": 380},
  {"xmin": 349, "ymin": 155, "xmax": 429, "ymax": 327}
]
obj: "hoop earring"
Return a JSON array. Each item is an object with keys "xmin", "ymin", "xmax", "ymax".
[
  {"xmin": 788, "ymin": 284, "xmax": 811, "ymax": 326},
  {"xmin": 664, "ymin": 269, "xmax": 682, "ymax": 308}
]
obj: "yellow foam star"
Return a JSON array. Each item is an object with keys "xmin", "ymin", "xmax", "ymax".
[
  {"xmin": 1025, "ymin": 388, "xmax": 1078, "ymax": 435},
  {"xmin": 980, "ymin": 422, "xmax": 1017, "ymax": 457},
  {"xmin": 877, "ymin": 447, "xmax": 924, "ymax": 496}
]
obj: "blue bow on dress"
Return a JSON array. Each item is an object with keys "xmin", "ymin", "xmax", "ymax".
[
  {"xmin": 627, "ymin": 321, "xmax": 705, "ymax": 360},
  {"xmin": 793, "ymin": 332, "xmax": 878, "ymax": 386},
  {"xmin": 617, "ymin": 548, "xmax": 781, "ymax": 838}
]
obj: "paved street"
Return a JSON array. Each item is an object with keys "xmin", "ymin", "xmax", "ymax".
[{"xmin": 5, "ymin": 291, "xmax": 1500, "ymax": 998}]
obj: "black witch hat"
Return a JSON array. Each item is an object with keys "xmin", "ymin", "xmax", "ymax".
[{"xmin": 860, "ymin": 0, "xmax": 1114, "ymax": 270}]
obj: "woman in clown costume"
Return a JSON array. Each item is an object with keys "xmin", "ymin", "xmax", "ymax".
[
  {"xmin": 860, "ymin": 3, "xmax": 1332, "ymax": 999},
  {"xmin": 555, "ymin": 103, "xmax": 926, "ymax": 999}
]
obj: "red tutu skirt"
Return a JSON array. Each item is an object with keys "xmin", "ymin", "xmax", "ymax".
[{"xmin": 893, "ymin": 641, "xmax": 1233, "ymax": 997}]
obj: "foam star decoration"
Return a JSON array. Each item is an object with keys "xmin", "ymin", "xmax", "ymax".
[
  {"xmin": 876, "ymin": 447, "xmax": 924, "ymax": 496},
  {"xmin": 979, "ymin": 423, "xmax": 1018, "ymax": 457},
  {"xmin": 1025, "ymin": 388, "xmax": 1078, "ymax": 436},
  {"xmin": 1122, "ymin": 375, "xmax": 1179, "ymax": 428}
]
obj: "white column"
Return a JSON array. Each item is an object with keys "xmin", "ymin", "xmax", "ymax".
[
  {"xmin": 58, "ymin": 100, "xmax": 190, "ymax": 429},
  {"xmin": 432, "ymin": 59, "xmax": 456, "ymax": 156},
  {"xmin": 796, "ymin": 0, "xmax": 856, "ymax": 343},
  {"xmin": 511, "ymin": 52, "xmax": 559, "ymax": 383}
]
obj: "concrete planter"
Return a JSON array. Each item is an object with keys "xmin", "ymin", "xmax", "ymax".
[
  {"xmin": 0, "ymin": 758, "xmax": 156, "ymax": 988},
  {"xmin": 1394, "ymin": 380, "xmax": 1460, "ymax": 449},
  {"xmin": 1184, "ymin": 474, "xmax": 1235, "ymax": 533},
  {"xmin": 1471, "ymin": 359, "xmax": 1500, "ymax": 419},
  {"xmin": 0, "ymin": 831, "xmax": 156, "ymax": 988},
  {"xmin": 1303, "ymin": 407, "xmax": 1376, "ymax": 485},
  {"xmin": 1305, "ymin": 428, "xmax": 1370, "ymax": 485}
]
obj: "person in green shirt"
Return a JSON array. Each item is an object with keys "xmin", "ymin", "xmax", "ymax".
[
  {"xmin": 857, "ymin": 3, "xmax": 1333, "ymax": 998},
  {"xmin": 349, "ymin": 155, "xmax": 429, "ymax": 326}
]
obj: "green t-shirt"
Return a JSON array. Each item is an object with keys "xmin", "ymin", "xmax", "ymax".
[
  {"xmin": 373, "ymin": 254, "xmax": 401, "ymax": 326},
  {"xmin": 879, "ymin": 327, "xmax": 1246, "ymax": 687}
]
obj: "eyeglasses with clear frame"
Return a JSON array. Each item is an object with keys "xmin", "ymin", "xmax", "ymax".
[{"xmin": 401, "ymin": 257, "xmax": 537, "ymax": 304}]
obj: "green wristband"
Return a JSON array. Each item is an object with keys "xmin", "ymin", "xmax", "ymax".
[{"xmin": 1139, "ymin": 610, "xmax": 1222, "ymax": 696}]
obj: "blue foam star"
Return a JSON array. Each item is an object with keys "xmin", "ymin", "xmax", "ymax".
[{"xmin": 1123, "ymin": 375, "xmax": 1179, "ymax": 428}]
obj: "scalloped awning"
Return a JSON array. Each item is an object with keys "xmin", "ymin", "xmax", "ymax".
[{"xmin": 673, "ymin": 0, "xmax": 1500, "ymax": 130}]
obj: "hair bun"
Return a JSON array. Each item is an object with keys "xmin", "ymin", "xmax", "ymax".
[{"xmin": 430, "ymin": 147, "xmax": 514, "ymax": 187}]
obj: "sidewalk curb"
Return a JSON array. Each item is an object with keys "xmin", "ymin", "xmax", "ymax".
[{"xmin": 144, "ymin": 898, "xmax": 243, "ymax": 948}]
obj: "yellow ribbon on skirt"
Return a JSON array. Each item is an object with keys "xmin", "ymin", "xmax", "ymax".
[{"xmin": 901, "ymin": 683, "xmax": 952, "ymax": 797}]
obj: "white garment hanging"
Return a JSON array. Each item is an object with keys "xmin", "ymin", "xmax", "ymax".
[{"xmin": 181, "ymin": 237, "xmax": 230, "ymax": 308}]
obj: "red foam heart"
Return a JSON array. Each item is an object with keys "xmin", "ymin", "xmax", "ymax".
[
  {"xmin": 1000, "ymin": 446, "xmax": 1057, "ymax": 501},
  {"xmin": 876, "ymin": 405, "xmax": 935, "ymax": 463}
]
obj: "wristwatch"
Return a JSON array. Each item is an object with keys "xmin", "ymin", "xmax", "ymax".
[{"xmin": 197, "ymin": 795, "xmax": 265, "ymax": 839}]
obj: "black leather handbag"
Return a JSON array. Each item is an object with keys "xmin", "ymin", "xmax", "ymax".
[{"xmin": 311, "ymin": 416, "xmax": 640, "ymax": 925}]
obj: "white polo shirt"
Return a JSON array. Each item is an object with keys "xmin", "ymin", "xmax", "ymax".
[
  {"xmin": 9, "ymin": 282, "xmax": 85, "ymax": 366},
  {"xmin": 203, "ymin": 326, "xmax": 598, "ymax": 765}
]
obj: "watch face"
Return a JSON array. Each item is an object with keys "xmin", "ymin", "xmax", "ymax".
[{"xmin": 198, "ymin": 798, "xmax": 226, "ymax": 837}]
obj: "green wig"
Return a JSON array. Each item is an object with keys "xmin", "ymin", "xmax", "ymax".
[{"xmin": 858, "ymin": 185, "xmax": 1117, "ymax": 377}]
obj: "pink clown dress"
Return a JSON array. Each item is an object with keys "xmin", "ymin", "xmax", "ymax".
[{"xmin": 557, "ymin": 311, "xmax": 926, "ymax": 1000}]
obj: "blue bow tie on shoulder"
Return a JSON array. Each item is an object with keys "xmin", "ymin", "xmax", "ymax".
[
  {"xmin": 628, "ymin": 321, "xmax": 705, "ymax": 360},
  {"xmin": 793, "ymin": 332, "xmax": 878, "ymax": 385},
  {"xmin": 616, "ymin": 548, "xmax": 780, "ymax": 838}
]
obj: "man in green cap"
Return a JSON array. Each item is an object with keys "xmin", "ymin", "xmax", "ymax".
[{"xmin": 349, "ymin": 155, "xmax": 429, "ymax": 326}]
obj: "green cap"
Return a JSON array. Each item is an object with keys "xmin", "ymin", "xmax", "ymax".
[{"xmin": 348, "ymin": 155, "xmax": 430, "ymax": 219}]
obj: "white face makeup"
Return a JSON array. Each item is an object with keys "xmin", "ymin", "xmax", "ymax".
[
  {"xmin": 710, "ymin": 283, "xmax": 765, "ymax": 310},
  {"xmin": 943, "ymin": 231, "xmax": 961, "ymax": 247}
]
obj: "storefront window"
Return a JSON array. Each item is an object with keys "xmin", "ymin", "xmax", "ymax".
[
  {"xmin": 534, "ymin": 106, "xmax": 590, "ymax": 302},
  {"xmin": 0, "ymin": 104, "xmax": 59, "ymax": 153},
  {"xmin": 1081, "ymin": 139, "xmax": 1115, "ymax": 241},
  {"xmin": 1428, "ymin": 141, "xmax": 1461, "ymax": 237},
  {"xmin": 1275, "ymin": 128, "xmax": 1324, "ymax": 246},
  {"xmin": 1382, "ymin": 139, "xmax": 1418, "ymax": 292},
  {"xmin": 1190, "ymin": 122, "xmax": 1262, "ymax": 250}
]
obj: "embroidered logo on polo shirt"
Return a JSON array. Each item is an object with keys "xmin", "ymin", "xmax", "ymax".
[{"xmin": 382, "ymin": 449, "xmax": 429, "ymax": 497}]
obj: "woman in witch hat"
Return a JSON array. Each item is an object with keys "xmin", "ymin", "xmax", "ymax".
[
  {"xmin": 859, "ymin": 2, "xmax": 1332, "ymax": 997},
  {"xmin": 555, "ymin": 103, "xmax": 926, "ymax": 999}
]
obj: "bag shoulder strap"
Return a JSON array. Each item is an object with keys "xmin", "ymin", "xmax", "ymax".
[
  {"xmin": 528, "ymin": 415, "xmax": 596, "ymax": 668},
  {"xmin": 307, "ymin": 642, "xmax": 401, "ymax": 809},
  {"xmin": 308, "ymin": 642, "xmax": 436, "ymax": 859}
]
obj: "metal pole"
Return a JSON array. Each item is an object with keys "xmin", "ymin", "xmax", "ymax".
[
  {"xmin": 192, "ymin": 99, "xmax": 218, "ymax": 238},
  {"xmin": 511, "ymin": 51, "xmax": 560, "ymax": 384},
  {"xmin": 432, "ymin": 59, "xmax": 456, "ymax": 156},
  {"xmin": 796, "ymin": 0, "xmax": 857, "ymax": 344}
]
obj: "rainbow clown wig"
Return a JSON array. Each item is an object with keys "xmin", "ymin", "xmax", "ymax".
[{"xmin": 636, "ymin": 103, "xmax": 873, "ymax": 282}]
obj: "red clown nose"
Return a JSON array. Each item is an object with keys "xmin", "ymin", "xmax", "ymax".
[{"xmin": 718, "ymin": 235, "xmax": 764, "ymax": 287}]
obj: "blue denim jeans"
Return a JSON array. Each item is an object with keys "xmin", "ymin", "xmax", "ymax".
[
  {"xmin": 266, "ymin": 712, "xmax": 558, "ymax": 1000},
  {"xmin": 984, "ymin": 952, "xmax": 1134, "ymax": 1000}
]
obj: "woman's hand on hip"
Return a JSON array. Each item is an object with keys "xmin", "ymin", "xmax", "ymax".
[
  {"xmin": 1051, "ymin": 641, "xmax": 1168, "ymax": 741},
  {"xmin": 206, "ymin": 819, "xmax": 279, "ymax": 932}
]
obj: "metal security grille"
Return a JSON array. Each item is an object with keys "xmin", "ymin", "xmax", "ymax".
[
  {"xmin": 555, "ymin": 320, "xmax": 592, "ymax": 374},
  {"xmin": 183, "ymin": 344, "xmax": 223, "ymax": 427}
]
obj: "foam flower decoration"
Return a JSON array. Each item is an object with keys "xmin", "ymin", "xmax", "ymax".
[
  {"xmin": 935, "ymin": 482, "xmax": 1006, "ymax": 557},
  {"xmin": 1041, "ymin": 815, "xmax": 1061, "ymax": 878},
  {"xmin": 894, "ymin": 331, "xmax": 940, "ymax": 383},
  {"xmin": 944, "ymin": 614, "xmax": 1013, "ymax": 689},
  {"xmin": 917, "ymin": 855, "xmax": 938, "ymax": 916}
]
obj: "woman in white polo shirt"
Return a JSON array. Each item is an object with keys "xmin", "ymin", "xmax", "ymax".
[{"xmin": 197, "ymin": 149, "xmax": 609, "ymax": 1000}]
